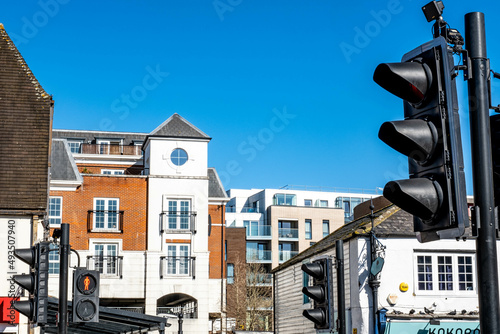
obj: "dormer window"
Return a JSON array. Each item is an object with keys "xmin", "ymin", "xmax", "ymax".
[{"xmin": 171, "ymin": 148, "xmax": 188, "ymax": 166}]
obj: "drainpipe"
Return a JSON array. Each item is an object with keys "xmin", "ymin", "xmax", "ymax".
[{"xmin": 220, "ymin": 205, "xmax": 226, "ymax": 334}]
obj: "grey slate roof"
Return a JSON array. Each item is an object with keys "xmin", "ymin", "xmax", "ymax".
[
  {"xmin": 50, "ymin": 139, "xmax": 83, "ymax": 182},
  {"xmin": 0, "ymin": 24, "xmax": 52, "ymax": 211},
  {"xmin": 208, "ymin": 168, "xmax": 228, "ymax": 199},
  {"xmin": 149, "ymin": 113, "xmax": 211, "ymax": 139}
]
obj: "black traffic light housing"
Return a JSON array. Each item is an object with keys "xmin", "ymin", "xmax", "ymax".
[
  {"xmin": 12, "ymin": 242, "xmax": 49, "ymax": 325},
  {"xmin": 301, "ymin": 258, "xmax": 333, "ymax": 330},
  {"xmin": 73, "ymin": 268, "xmax": 100, "ymax": 323},
  {"xmin": 375, "ymin": 37, "xmax": 468, "ymax": 242}
]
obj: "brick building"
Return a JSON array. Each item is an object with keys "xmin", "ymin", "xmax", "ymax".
[{"xmin": 49, "ymin": 114, "xmax": 230, "ymax": 333}]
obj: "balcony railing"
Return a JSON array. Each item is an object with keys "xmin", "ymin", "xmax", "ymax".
[
  {"xmin": 279, "ymin": 250, "xmax": 299, "ymax": 262},
  {"xmin": 160, "ymin": 256, "xmax": 196, "ymax": 279},
  {"xmin": 278, "ymin": 228, "xmax": 298, "ymax": 239},
  {"xmin": 247, "ymin": 273, "xmax": 273, "ymax": 285},
  {"xmin": 246, "ymin": 225, "xmax": 272, "ymax": 238},
  {"xmin": 246, "ymin": 250, "xmax": 272, "ymax": 262},
  {"xmin": 160, "ymin": 211, "xmax": 197, "ymax": 233},
  {"xmin": 87, "ymin": 255, "xmax": 123, "ymax": 278},
  {"xmin": 87, "ymin": 210, "xmax": 124, "ymax": 232},
  {"xmin": 225, "ymin": 207, "xmax": 260, "ymax": 213},
  {"xmin": 157, "ymin": 305, "xmax": 198, "ymax": 319},
  {"xmin": 80, "ymin": 143, "xmax": 142, "ymax": 156}
]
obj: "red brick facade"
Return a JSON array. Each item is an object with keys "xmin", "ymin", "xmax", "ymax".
[
  {"xmin": 50, "ymin": 175, "xmax": 147, "ymax": 251},
  {"xmin": 208, "ymin": 204, "xmax": 225, "ymax": 279}
]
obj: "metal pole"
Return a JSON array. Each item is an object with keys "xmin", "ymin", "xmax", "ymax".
[
  {"xmin": 58, "ymin": 224, "xmax": 70, "ymax": 334},
  {"xmin": 177, "ymin": 312, "xmax": 183, "ymax": 334},
  {"xmin": 465, "ymin": 12, "xmax": 500, "ymax": 333},
  {"xmin": 336, "ymin": 240, "xmax": 346, "ymax": 334}
]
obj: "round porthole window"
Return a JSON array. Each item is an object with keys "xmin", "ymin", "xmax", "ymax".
[{"xmin": 171, "ymin": 148, "xmax": 188, "ymax": 166}]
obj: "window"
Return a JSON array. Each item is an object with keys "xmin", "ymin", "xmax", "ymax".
[
  {"xmin": 94, "ymin": 198, "xmax": 119, "ymax": 230},
  {"xmin": 303, "ymin": 264, "xmax": 310, "ymax": 304},
  {"xmin": 171, "ymin": 148, "xmax": 188, "ymax": 166},
  {"xmin": 304, "ymin": 199, "xmax": 312, "ymax": 207},
  {"xmin": 49, "ymin": 243, "xmax": 59, "ymax": 274},
  {"xmin": 273, "ymin": 193, "xmax": 297, "ymax": 206},
  {"xmin": 305, "ymin": 219, "xmax": 312, "ymax": 239},
  {"xmin": 415, "ymin": 253, "xmax": 475, "ymax": 293},
  {"xmin": 101, "ymin": 169, "xmax": 124, "ymax": 175},
  {"xmin": 67, "ymin": 140, "xmax": 82, "ymax": 153},
  {"xmin": 49, "ymin": 197, "xmax": 62, "ymax": 226},
  {"xmin": 167, "ymin": 244, "xmax": 190, "ymax": 275},
  {"xmin": 94, "ymin": 243, "xmax": 118, "ymax": 275},
  {"xmin": 322, "ymin": 220, "xmax": 329, "ymax": 238},
  {"xmin": 227, "ymin": 264, "xmax": 234, "ymax": 284},
  {"xmin": 167, "ymin": 199, "xmax": 191, "ymax": 230},
  {"xmin": 319, "ymin": 200, "xmax": 328, "ymax": 207},
  {"xmin": 97, "ymin": 139, "xmax": 122, "ymax": 154}
]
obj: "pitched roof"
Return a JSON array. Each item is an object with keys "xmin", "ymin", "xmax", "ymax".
[
  {"xmin": 208, "ymin": 168, "xmax": 228, "ymax": 199},
  {"xmin": 50, "ymin": 139, "xmax": 83, "ymax": 182},
  {"xmin": 0, "ymin": 24, "xmax": 52, "ymax": 212},
  {"xmin": 149, "ymin": 113, "xmax": 211, "ymax": 140}
]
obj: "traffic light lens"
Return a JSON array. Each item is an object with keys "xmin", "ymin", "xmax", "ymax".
[
  {"xmin": 383, "ymin": 178, "xmax": 443, "ymax": 222},
  {"xmin": 373, "ymin": 62, "xmax": 431, "ymax": 104}
]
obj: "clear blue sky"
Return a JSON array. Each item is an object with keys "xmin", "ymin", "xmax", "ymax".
[{"xmin": 3, "ymin": 1, "xmax": 500, "ymax": 194}]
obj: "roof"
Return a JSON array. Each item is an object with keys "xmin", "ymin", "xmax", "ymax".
[
  {"xmin": 0, "ymin": 24, "xmax": 53, "ymax": 212},
  {"xmin": 45, "ymin": 297, "xmax": 170, "ymax": 334},
  {"xmin": 149, "ymin": 114, "xmax": 211, "ymax": 140},
  {"xmin": 50, "ymin": 139, "xmax": 83, "ymax": 182},
  {"xmin": 52, "ymin": 129, "xmax": 147, "ymax": 145},
  {"xmin": 208, "ymin": 168, "xmax": 228, "ymax": 199}
]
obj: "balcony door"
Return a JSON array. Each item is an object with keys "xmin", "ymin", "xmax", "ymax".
[{"xmin": 94, "ymin": 243, "xmax": 118, "ymax": 275}]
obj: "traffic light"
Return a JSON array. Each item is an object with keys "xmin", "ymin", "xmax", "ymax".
[
  {"xmin": 12, "ymin": 241, "xmax": 49, "ymax": 325},
  {"xmin": 491, "ymin": 114, "xmax": 500, "ymax": 211},
  {"xmin": 374, "ymin": 37, "xmax": 468, "ymax": 242},
  {"xmin": 301, "ymin": 258, "xmax": 333, "ymax": 330},
  {"xmin": 73, "ymin": 268, "xmax": 99, "ymax": 323}
]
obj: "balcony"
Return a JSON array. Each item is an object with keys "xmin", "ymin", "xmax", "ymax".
[
  {"xmin": 278, "ymin": 228, "xmax": 298, "ymax": 239},
  {"xmin": 246, "ymin": 225, "xmax": 272, "ymax": 239},
  {"xmin": 80, "ymin": 143, "xmax": 142, "ymax": 156},
  {"xmin": 87, "ymin": 210, "xmax": 124, "ymax": 233},
  {"xmin": 160, "ymin": 211, "xmax": 197, "ymax": 233},
  {"xmin": 157, "ymin": 305, "xmax": 198, "ymax": 319},
  {"xmin": 247, "ymin": 250, "xmax": 272, "ymax": 262},
  {"xmin": 279, "ymin": 250, "xmax": 298, "ymax": 263},
  {"xmin": 87, "ymin": 255, "xmax": 123, "ymax": 278},
  {"xmin": 160, "ymin": 256, "xmax": 196, "ymax": 279},
  {"xmin": 247, "ymin": 273, "xmax": 273, "ymax": 286}
]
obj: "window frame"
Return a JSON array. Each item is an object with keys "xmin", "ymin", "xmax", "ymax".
[
  {"xmin": 227, "ymin": 263, "xmax": 235, "ymax": 284},
  {"xmin": 322, "ymin": 220, "xmax": 329, "ymax": 238},
  {"xmin": 48, "ymin": 196, "xmax": 62, "ymax": 227},
  {"xmin": 166, "ymin": 199, "xmax": 192, "ymax": 230},
  {"xmin": 93, "ymin": 198, "xmax": 120, "ymax": 231},
  {"xmin": 170, "ymin": 148, "xmax": 188, "ymax": 166},
  {"xmin": 413, "ymin": 252, "xmax": 476, "ymax": 296},
  {"xmin": 101, "ymin": 169, "xmax": 125, "ymax": 175},
  {"xmin": 48, "ymin": 243, "xmax": 60, "ymax": 275},
  {"xmin": 305, "ymin": 219, "xmax": 312, "ymax": 240},
  {"xmin": 67, "ymin": 140, "xmax": 83, "ymax": 154},
  {"xmin": 93, "ymin": 242, "xmax": 120, "ymax": 276},
  {"xmin": 166, "ymin": 244, "xmax": 191, "ymax": 276}
]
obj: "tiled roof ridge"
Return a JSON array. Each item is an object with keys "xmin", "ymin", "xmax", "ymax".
[{"xmin": 0, "ymin": 24, "xmax": 50, "ymax": 100}]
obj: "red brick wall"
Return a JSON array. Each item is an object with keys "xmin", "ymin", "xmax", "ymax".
[
  {"xmin": 50, "ymin": 175, "xmax": 147, "ymax": 251},
  {"xmin": 208, "ymin": 204, "xmax": 225, "ymax": 279}
]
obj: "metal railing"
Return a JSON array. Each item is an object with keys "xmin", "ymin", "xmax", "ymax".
[
  {"xmin": 246, "ymin": 250, "xmax": 272, "ymax": 262},
  {"xmin": 157, "ymin": 305, "xmax": 198, "ymax": 319},
  {"xmin": 278, "ymin": 228, "xmax": 298, "ymax": 239},
  {"xmin": 87, "ymin": 210, "xmax": 124, "ymax": 232},
  {"xmin": 86, "ymin": 255, "xmax": 123, "ymax": 278},
  {"xmin": 225, "ymin": 207, "xmax": 260, "ymax": 213},
  {"xmin": 160, "ymin": 211, "xmax": 196, "ymax": 233},
  {"xmin": 160, "ymin": 256, "xmax": 196, "ymax": 279},
  {"xmin": 80, "ymin": 143, "xmax": 142, "ymax": 156},
  {"xmin": 279, "ymin": 251, "xmax": 298, "ymax": 262}
]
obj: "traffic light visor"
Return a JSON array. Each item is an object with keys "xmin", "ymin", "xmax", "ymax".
[
  {"xmin": 384, "ymin": 178, "xmax": 443, "ymax": 222},
  {"xmin": 303, "ymin": 309, "xmax": 326, "ymax": 327},
  {"xmin": 301, "ymin": 263, "xmax": 324, "ymax": 280},
  {"xmin": 374, "ymin": 62, "xmax": 431, "ymax": 104}
]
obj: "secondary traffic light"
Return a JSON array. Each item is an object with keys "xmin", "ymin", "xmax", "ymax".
[
  {"xmin": 73, "ymin": 268, "xmax": 99, "ymax": 323},
  {"xmin": 301, "ymin": 258, "xmax": 333, "ymax": 330},
  {"xmin": 12, "ymin": 241, "xmax": 49, "ymax": 325},
  {"xmin": 374, "ymin": 37, "xmax": 468, "ymax": 242}
]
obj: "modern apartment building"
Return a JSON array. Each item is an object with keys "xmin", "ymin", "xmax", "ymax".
[{"xmin": 49, "ymin": 114, "xmax": 230, "ymax": 333}]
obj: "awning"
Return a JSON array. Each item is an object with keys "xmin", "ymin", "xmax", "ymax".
[
  {"xmin": 42, "ymin": 297, "xmax": 171, "ymax": 334},
  {"xmin": 384, "ymin": 319, "xmax": 480, "ymax": 334}
]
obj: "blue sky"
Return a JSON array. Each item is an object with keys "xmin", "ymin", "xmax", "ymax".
[{"xmin": 3, "ymin": 1, "xmax": 500, "ymax": 194}]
